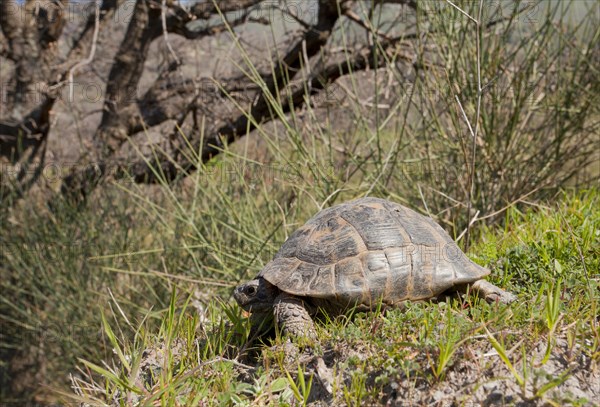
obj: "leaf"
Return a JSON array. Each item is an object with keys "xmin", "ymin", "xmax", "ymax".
[
  {"xmin": 485, "ymin": 328, "xmax": 525, "ymax": 387},
  {"xmin": 101, "ymin": 312, "xmax": 130, "ymax": 371},
  {"xmin": 553, "ymin": 259, "xmax": 562, "ymax": 274},
  {"xmin": 535, "ymin": 370, "xmax": 571, "ymax": 398},
  {"xmin": 78, "ymin": 358, "xmax": 140, "ymax": 393},
  {"xmin": 271, "ymin": 377, "xmax": 289, "ymax": 393}
]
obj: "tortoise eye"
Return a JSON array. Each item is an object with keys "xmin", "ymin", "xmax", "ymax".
[{"xmin": 246, "ymin": 286, "xmax": 257, "ymax": 296}]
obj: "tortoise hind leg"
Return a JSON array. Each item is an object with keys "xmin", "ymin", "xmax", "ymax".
[
  {"xmin": 273, "ymin": 293, "xmax": 318, "ymax": 341},
  {"xmin": 458, "ymin": 280, "xmax": 517, "ymax": 304}
]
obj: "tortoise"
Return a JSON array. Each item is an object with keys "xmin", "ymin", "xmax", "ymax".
[{"xmin": 234, "ymin": 197, "xmax": 515, "ymax": 341}]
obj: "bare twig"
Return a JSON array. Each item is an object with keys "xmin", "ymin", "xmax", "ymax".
[
  {"xmin": 445, "ymin": 0, "xmax": 478, "ymax": 24},
  {"xmin": 269, "ymin": 3, "xmax": 312, "ymax": 30},
  {"xmin": 67, "ymin": 3, "xmax": 100, "ymax": 103},
  {"xmin": 454, "ymin": 95, "xmax": 475, "ymax": 140},
  {"xmin": 341, "ymin": 4, "xmax": 394, "ymax": 41},
  {"xmin": 418, "ymin": 183, "xmax": 432, "ymax": 218},
  {"xmin": 464, "ymin": 0, "xmax": 484, "ymax": 251},
  {"xmin": 161, "ymin": 0, "xmax": 181, "ymax": 65},
  {"xmin": 456, "ymin": 210, "xmax": 480, "ymax": 242},
  {"xmin": 476, "ymin": 186, "xmax": 542, "ymax": 221},
  {"xmin": 451, "ymin": 0, "xmax": 484, "ymax": 251}
]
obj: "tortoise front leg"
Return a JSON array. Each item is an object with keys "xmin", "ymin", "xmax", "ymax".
[
  {"xmin": 273, "ymin": 293, "xmax": 317, "ymax": 341},
  {"xmin": 467, "ymin": 280, "xmax": 517, "ymax": 304}
]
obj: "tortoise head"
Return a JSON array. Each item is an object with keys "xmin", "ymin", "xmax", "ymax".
[{"xmin": 234, "ymin": 277, "xmax": 279, "ymax": 313}]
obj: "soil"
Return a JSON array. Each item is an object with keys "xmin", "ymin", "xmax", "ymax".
[
  {"xmin": 308, "ymin": 335, "xmax": 600, "ymax": 406},
  {"xmin": 121, "ymin": 328, "xmax": 599, "ymax": 406}
]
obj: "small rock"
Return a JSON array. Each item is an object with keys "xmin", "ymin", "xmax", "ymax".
[
  {"xmin": 483, "ymin": 382, "xmax": 497, "ymax": 392},
  {"xmin": 432, "ymin": 390, "xmax": 445, "ymax": 401},
  {"xmin": 313, "ymin": 356, "xmax": 333, "ymax": 394}
]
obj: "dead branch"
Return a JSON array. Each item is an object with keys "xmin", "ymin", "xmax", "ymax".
[
  {"xmin": 66, "ymin": 0, "xmax": 126, "ymax": 62},
  {"xmin": 0, "ymin": 0, "xmax": 420, "ymax": 203},
  {"xmin": 59, "ymin": 0, "xmax": 423, "ymax": 193}
]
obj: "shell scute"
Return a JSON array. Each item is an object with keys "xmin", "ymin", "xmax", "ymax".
[
  {"xmin": 307, "ymin": 265, "xmax": 335, "ymax": 296},
  {"xmin": 333, "ymin": 257, "xmax": 368, "ymax": 305},
  {"xmin": 291, "ymin": 212, "xmax": 365, "ymax": 265},
  {"xmin": 360, "ymin": 251, "xmax": 390, "ymax": 303},
  {"xmin": 387, "ymin": 204, "xmax": 442, "ymax": 246},
  {"xmin": 289, "ymin": 262, "xmax": 321, "ymax": 294},
  {"xmin": 258, "ymin": 257, "xmax": 301, "ymax": 287},
  {"xmin": 384, "ymin": 248, "xmax": 412, "ymax": 303},
  {"xmin": 340, "ymin": 201, "xmax": 407, "ymax": 250},
  {"xmin": 276, "ymin": 225, "xmax": 313, "ymax": 258}
]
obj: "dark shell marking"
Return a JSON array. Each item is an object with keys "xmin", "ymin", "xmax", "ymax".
[{"xmin": 259, "ymin": 197, "xmax": 489, "ymax": 311}]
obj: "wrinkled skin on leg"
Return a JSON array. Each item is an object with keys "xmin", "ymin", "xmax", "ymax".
[
  {"xmin": 273, "ymin": 292, "xmax": 318, "ymax": 341},
  {"xmin": 457, "ymin": 280, "xmax": 517, "ymax": 304}
]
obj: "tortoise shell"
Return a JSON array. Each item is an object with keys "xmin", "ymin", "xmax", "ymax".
[{"xmin": 258, "ymin": 197, "xmax": 489, "ymax": 309}]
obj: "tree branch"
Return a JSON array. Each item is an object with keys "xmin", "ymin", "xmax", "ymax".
[
  {"xmin": 60, "ymin": 0, "xmax": 425, "ymax": 190},
  {"xmin": 93, "ymin": 0, "xmax": 164, "ymax": 155},
  {"xmin": 66, "ymin": 0, "xmax": 125, "ymax": 62}
]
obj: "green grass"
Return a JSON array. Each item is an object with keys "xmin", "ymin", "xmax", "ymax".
[{"xmin": 67, "ymin": 189, "xmax": 599, "ymax": 406}]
